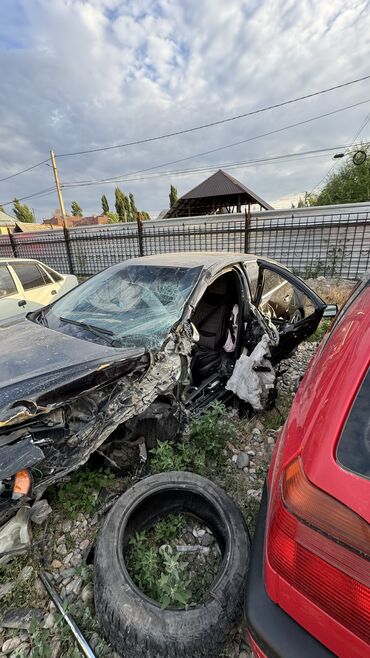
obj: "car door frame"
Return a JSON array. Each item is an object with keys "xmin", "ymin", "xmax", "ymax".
[
  {"xmin": 245, "ymin": 259, "xmax": 327, "ymax": 361},
  {"xmin": 8, "ymin": 260, "xmax": 59, "ymax": 305}
]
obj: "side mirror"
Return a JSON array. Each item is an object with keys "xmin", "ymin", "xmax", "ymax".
[{"xmin": 323, "ymin": 304, "xmax": 338, "ymax": 318}]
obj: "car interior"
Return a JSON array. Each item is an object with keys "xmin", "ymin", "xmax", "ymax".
[{"xmin": 190, "ymin": 271, "xmax": 242, "ymax": 388}]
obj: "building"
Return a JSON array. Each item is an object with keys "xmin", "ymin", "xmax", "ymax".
[
  {"xmin": 0, "ymin": 209, "xmax": 16, "ymax": 234},
  {"xmin": 44, "ymin": 210, "xmax": 110, "ymax": 228},
  {"xmin": 164, "ymin": 169, "xmax": 273, "ymax": 218}
]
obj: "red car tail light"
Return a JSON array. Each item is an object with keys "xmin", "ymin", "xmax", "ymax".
[{"xmin": 267, "ymin": 457, "xmax": 370, "ymax": 644}]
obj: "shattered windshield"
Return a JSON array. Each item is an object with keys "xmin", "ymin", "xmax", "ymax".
[{"xmin": 45, "ymin": 263, "xmax": 202, "ymax": 349}]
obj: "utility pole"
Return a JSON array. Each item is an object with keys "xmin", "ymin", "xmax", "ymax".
[{"xmin": 50, "ymin": 149, "xmax": 66, "ymax": 220}]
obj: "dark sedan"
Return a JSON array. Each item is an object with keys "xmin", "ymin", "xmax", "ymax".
[{"xmin": 0, "ymin": 252, "xmax": 327, "ymax": 527}]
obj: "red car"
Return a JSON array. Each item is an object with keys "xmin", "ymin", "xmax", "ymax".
[{"xmin": 245, "ymin": 275, "xmax": 370, "ymax": 658}]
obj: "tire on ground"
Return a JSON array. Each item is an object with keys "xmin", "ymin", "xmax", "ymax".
[{"xmin": 94, "ymin": 471, "xmax": 251, "ymax": 658}]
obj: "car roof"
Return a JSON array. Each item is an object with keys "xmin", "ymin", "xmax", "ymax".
[
  {"xmin": 124, "ymin": 251, "xmax": 258, "ymax": 269},
  {"xmin": 0, "ymin": 257, "xmax": 42, "ymax": 263}
]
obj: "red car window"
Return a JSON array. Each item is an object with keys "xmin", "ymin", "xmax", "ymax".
[{"xmin": 337, "ymin": 367, "xmax": 370, "ymax": 479}]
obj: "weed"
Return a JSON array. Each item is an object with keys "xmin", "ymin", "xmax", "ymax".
[
  {"xmin": 125, "ymin": 514, "xmax": 220, "ymax": 609},
  {"xmin": 307, "ymin": 318, "xmax": 332, "ymax": 342},
  {"xmin": 150, "ymin": 402, "xmax": 236, "ymax": 476},
  {"xmin": 157, "ymin": 547, "xmax": 192, "ymax": 609},
  {"xmin": 49, "ymin": 467, "xmax": 115, "ymax": 519},
  {"xmin": 189, "ymin": 401, "xmax": 236, "ymax": 461}
]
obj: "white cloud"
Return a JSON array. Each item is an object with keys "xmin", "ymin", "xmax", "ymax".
[{"xmin": 0, "ymin": 0, "xmax": 369, "ymax": 218}]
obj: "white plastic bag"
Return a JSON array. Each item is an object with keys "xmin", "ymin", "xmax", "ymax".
[{"xmin": 225, "ymin": 334, "xmax": 275, "ymax": 410}]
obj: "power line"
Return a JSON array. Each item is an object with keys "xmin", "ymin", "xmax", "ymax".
[
  {"xmin": 62, "ymin": 143, "xmax": 369, "ymax": 190},
  {"xmin": 0, "ymin": 158, "xmax": 50, "ymax": 183},
  {"xmin": 61, "ymin": 98, "xmax": 370, "ymax": 188},
  {"xmin": 309, "ymin": 108, "xmax": 370, "ymax": 194},
  {"xmin": 56, "ymin": 74, "xmax": 370, "ymax": 157},
  {"xmin": 0, "ymin": 187, "xmax": 57, "ymax": 207}
]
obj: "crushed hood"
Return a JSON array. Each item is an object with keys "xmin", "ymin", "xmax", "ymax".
[{"xmin": 0, "ymin": 320, "xmax": 146, "ymax": 422}]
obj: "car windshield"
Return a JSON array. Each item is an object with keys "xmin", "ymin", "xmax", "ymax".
[{"xmin": 46, "ymin": 263, "xmax": 202, "ymax": 349}]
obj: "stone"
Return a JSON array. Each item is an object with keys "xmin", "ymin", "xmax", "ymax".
[
  {"xmin": 18, "ymin": 567, "xmax": 33, "ymax": 583},
  {"xmin": 61, "ymin": 521, "xmax": 72, "ymax": 533},
  {"xmin": 201, "ymin": 532, "xmax": 214, "ymax": 547},
  {"xmin": 0, "ymin": 583, "xmax": 16, "ymax": 601},
  {"xmin": 231, "ymin": 454, "xmax": 238, "ymax": 463},
  {"xmin": 9, "ymin": 642, "xmax": 29, "ymax": 657},
  {"xmin": 192, "ymin": 528, "xmax": 206, "ymax": 539},
  {"xmin": 64, "ymin": 552, "xmax": 73, "ymax": 564},
  {"xmin": 2, "ymin": 638, "xmax": 21, "ymax": 655},
  {"xmin": 236, "ymin": 452, "xmax": 249, "ymax": 469},
  {"xmin": 60, "ymin": 568, "xmax": 75, "ymax": 579},
  {"xmin": 252, "ymin": 427, "xmax": 261, "ymax": 436},
  {"xmin": 56, "ymin": 543, "xmax": 67, "ymax": 557},
  {"xmin": 43, "ymin": 613, "xmax": 55, "ymax": 630},
  {"xmin": 51, "ymin": 560, "xmax": 63, "ymax": 569},
  {"xmin": 1, "ymin": 609, "xmax": 43, "ymax": 631},
  {"xmin": 56, "ymin": 535, "xmax": 66, "ymax": 546},
  {"xmin": 80, "ymin": 584, "xmax": 94, "ymax": 605},
  {"xmin": 50, "ymin": 641, "xmax": 62, "ymax": 658},
  {"xmin": 79, "ymin": 539, "xmax": 90, "ymax": 551}
]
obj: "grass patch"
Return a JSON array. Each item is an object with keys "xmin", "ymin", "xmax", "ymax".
[
  {"xmin": 124, "ymin": 514, "xmax": 220, "ymax": 609},
  {"xmin": 48, "ymin": 467, "xmax": 116, "ymax": 519},
  {"xmin": 307, "ymin": 318, "xmax": 332, "ymax": 343},
  {"xmin": 150, "ymin": 401, "xmax": 237, "ymax": 477}
]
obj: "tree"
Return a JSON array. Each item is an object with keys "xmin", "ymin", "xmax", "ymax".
[
  {"xmin": 129, "ymin": 192, "xmax": 137, "ymax": 222},
  {"xmin": 71, "ymin": 201, "xmax": 83, "ymax": 217},
  {"xmin": 140, "ymin": 211, "xmax": 151, "ymax": 221},
  {"xmin": 169, "ymin": 185, "xmax": 178, "ymax": 208},
  {"xmin": 13, "ymin": 198, "xmax": 35, "ymax": 223},
  {"xmin": 101, "ymin": 194, "xmax": 109, "ymax": 215},
  {"xmin": 106, "ymin": 211, "xmax": 119, "ymax": 223},
  {"xmin": 115, "ymin": 187, "xmax": 129, "ymax": 222},
  {"xmin": 309, "ymin": 146, "xmax": 370, "ymax": 206}
]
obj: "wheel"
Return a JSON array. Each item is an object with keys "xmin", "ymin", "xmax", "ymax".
[{"xmin": 94, "ymin": 471, "xmax": 251, "ymax": 658}]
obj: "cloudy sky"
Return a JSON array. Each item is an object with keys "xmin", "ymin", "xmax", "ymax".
[{"xmin": 0, "ymin": 0, "xmax": 369, "ymax": 219}]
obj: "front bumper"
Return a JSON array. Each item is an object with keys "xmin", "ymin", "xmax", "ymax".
[{"xmin": 244, "ymin": 484, "xmax": 335, "ymax": 658}]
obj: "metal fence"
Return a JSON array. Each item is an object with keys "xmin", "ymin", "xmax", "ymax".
[{"xmin": 1, "ymin": 203, "xmax": 369, "ymax": 279}]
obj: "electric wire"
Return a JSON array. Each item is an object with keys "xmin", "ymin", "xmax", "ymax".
[
  {"xmin": 0, "ymin": 158, "xmax": 50, "ymax": 183},
  {"xmin": 55, "ymin": 74, "xmax": 370, "ymax": 157},
  {"xmin": 61, "ymin": 143, "xmax": 370, "ymax": 190},
  {"xmin": 61, "ymin": 99, "xmax": 370, "ymax": 187}
]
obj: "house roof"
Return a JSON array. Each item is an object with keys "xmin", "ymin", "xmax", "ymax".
[
  {"xmin": 0, "ymin": 209, "xmax": 15, "ymax": 226},
  {"xmin": 14, "ymin": 221, "xmax": 57, "ymax": 232},
  {"xmin": 181, "ymin": 169, "xmax": 272, "ymax": 207},
  {"xmin": 164, "ymin": 169, "xmax": 273, "ymax": 218}
]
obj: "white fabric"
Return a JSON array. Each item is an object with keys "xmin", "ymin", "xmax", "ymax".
[
  {"xmin": 225, "ymin": 334, "xmax": 275, "ymax": 410},
  {"xmin": 223, "ymin": 304, "xmax": 239, "ymax": 352}
]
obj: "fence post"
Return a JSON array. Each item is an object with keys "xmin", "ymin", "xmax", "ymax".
[
  {"xmin": 244, "ymin": 203, "xmax": 251, "ymax": 253},
  {"xmin": 7, "ymin": 227, "xmax": 17, "ymax": 257},
  {"xmin": 136, "ymin": 213, "xmax": 144, "ymax": 256},
  {"xmin": 63, "ymin": 223, "xmax": 74, "ymax": 274}
]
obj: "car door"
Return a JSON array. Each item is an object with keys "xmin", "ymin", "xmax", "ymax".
[
  {"xmin": 0, "ymin": 263, "xmax": 41, "ymax": 321},
  {"xmin": 9, "ymin": 261, "xmax": 59, "ymax": 305},
  {"xmin": 244, "ymin": 259, "xmax": 326, "ymax": 361}
]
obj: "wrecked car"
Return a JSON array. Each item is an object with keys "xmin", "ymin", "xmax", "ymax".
[{"xmin": 0, "ymin": 252, "xmax": 327, "ymax": 525}]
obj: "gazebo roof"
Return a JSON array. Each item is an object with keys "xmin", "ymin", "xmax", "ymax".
[{"xmin": 164, "ymin": 169, "xmax": 273, "ymax": 218}]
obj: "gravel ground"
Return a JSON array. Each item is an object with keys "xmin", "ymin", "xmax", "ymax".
[{"xmin": 0, "ymin": 330, "xmax": 327, "ymax": 658}]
